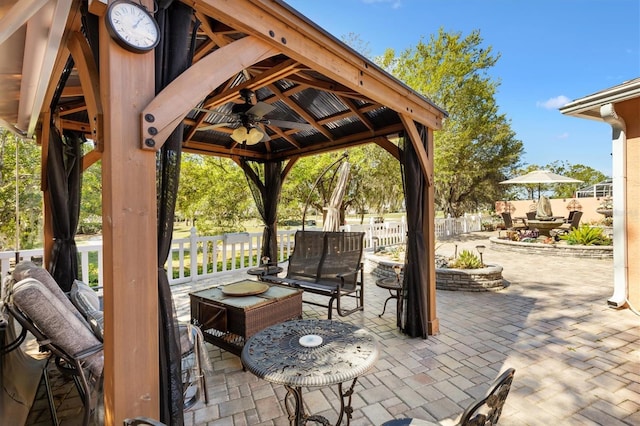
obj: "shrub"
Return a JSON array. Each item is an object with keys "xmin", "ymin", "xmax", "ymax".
[
  {"xmin": 560, "ymin": 225, "xmax": 612, "ymax": 246},
  {"xmin": 448, "ymin": 249, "xmax": 483, "ymax": 269}
]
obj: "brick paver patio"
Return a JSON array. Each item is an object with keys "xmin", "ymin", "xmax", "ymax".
[{"xmin": 25, "ymin": 232, "xmax": 639, "ymax": 425}]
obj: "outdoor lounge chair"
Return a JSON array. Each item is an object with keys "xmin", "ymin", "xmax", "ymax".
[
  {"xmin": 381, "ymin": 368, "xmax": 516, "ymax": 425},
  {"xmin": 3, "ymin": 262, "xmax": 210, "ymax": 425},
  {"xmin": 501, "ymin": 212, "xmax": 527, "ymax": 231}
]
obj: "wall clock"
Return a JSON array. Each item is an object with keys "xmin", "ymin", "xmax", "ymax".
[{"xmin": 105, "ymin": 0, "xmax": 160, "ymax": 53}]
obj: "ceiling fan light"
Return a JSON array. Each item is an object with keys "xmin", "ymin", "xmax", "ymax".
[
  {"xmin": 231, "ymin": 126, "xmax": 248, "ymax": 143},
  {"xmin": 247, "ymin": 127, "xmax": 264, "ymax": 145}
]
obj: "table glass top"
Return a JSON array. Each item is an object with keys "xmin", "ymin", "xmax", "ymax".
[
  {"xmin": 241, "ymin": 318, "xmax": 378, "ymax": 387},
  {"xmin": 190, "ymin": 281, "xmax": 300, "ymax": 308}
]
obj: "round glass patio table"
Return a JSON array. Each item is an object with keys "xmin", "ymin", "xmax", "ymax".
[{"xmin": 241, "ymin": 318, "xmax": 378, "ymax": 425}]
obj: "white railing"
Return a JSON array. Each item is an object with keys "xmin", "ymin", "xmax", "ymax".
[{"xmin": 0, "ymin": 216, "xmax": 483, "ymax": 287}]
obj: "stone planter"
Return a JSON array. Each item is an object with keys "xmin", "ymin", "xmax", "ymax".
[
  {"xmin": 435, "ymin": 264, "xmax": 505, "ymax": 291},
  {"xmin": 489, "ymin": 237, "xmax": 613, "ymax": 259},
  {"xmin": 364, "ymin": 254, "xmax": 505, "ymax": 292}
]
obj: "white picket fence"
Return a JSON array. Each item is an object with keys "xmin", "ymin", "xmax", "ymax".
[{"xmin": 0, "ymin": 215, "xmax": 484, "ymax": 287}]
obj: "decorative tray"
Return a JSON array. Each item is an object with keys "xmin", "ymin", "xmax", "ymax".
[{"xmin": 221, "ymin": 282, "xmax": 269, "ymax": 296}]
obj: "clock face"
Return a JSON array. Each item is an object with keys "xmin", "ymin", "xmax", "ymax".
[{"xmin": 106, "ymin": 1, "xmax": 160, "ymax": 53}]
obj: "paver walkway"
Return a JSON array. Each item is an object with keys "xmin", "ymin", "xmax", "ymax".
[{"xmin": 25, "ymin": 232, "xmax": 639, "ymax": 425}]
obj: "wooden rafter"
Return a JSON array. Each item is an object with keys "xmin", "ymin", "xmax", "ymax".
[
  {"xmin": 200, "ymin": 59, "xmax": 301, "ymax": 110},
  {"xmin": 266, "ymin": 83, "xmax": 332, "ymax": 139},
  {"xmin": 142, "ymin": 36, "xmax": 281, "ymax": 150}
]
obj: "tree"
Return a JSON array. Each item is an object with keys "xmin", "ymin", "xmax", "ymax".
[
  {"xmin": 176, "ymin": 154, "xmax": 251, "ymax": 235},
  {"xmin": 378, "ymin": 28, "xmax": 524, "ymax": 217},
  {"xmin": 344, "ymin": 144, "xmax": 403, "ymax": 221},
  {"xmin": 0, "ymin": 129, "xmax": 43, "ymax": 249},
  {"xmin": 280, "ymin": 153, "xmax": 343, "ymax": 224},
  {"xmin": 545, "ymin": 161, "xmax": 608, "ymax": 198}
]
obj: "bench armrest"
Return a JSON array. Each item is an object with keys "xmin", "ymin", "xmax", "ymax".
[{"xmin": 335, "ymin": 269, "xmax": 358, "ymax": 279}]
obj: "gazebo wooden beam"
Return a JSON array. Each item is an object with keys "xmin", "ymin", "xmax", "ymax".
[
  {"xmin": 67, "ymin": 31, "xmax": 102, "ymax": 149},
  {"xmin": 141, "ymin": 36, "xmax": 281, "ymax": 151},
  {"xmin": 400, "ymin": 114, "xmax": 433, "ymax": 186},
  {"xmin": 200, "ymin": 58, "xmax": 300, "ymax": 110},
  {"xmin": 194, "ymin": 0, "xmax": 443, "ymax": 131}
]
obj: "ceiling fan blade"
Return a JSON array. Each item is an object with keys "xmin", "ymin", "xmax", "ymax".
[
  {"xmin": 246, "ymin": 101, "xmax": 275, "ymax": 118},
  {"xmin": 257, "ymin": 123, "xmax": 270, "ymax": 142},
  {"xmin": 198, "ymin": 121, "xmax": 238, "ymax": 131},
  {"xmin": 264, "ymin": 119, "xmax": 314, "ymax": 130},
  {"xmin": 193, "ymin": 107, "xmax": 238, "ymax": 120}
]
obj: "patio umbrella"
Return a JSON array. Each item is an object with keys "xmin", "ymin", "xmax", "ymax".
[
  {"xmin": 323, "ymin": 161, "xmax": 350, "ymax": 232},
  {"xmin": 499, "ymin": 169, "xmax": 582, "ymax": 199}
]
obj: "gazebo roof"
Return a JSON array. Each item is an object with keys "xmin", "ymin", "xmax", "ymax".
[{"xmin": 0, "ymin": 0, "xmax": 446, "ymax": 161}]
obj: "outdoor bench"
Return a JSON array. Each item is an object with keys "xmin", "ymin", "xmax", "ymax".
[{"xmin": 260, "ymin": 230, "xmax": 365, "ymax": 319}]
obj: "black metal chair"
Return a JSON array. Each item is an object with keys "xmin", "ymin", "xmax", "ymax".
[
  {"xmin": 124, "ymin": 417, "xmax": 167, "ymax": 425},
  {"xmin": 501, "ymin": 212, "xmax": 527, "ymax": 231},
  {"xmin": 381, "ymin": 368, "xmax": 516, "ymax": 426}
]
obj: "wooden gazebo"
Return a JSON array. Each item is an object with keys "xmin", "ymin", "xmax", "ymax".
[{"xmin": 0, "ymin": 0, "xmax": 446, "ymax": 423}]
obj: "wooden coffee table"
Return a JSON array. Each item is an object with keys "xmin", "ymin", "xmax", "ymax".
[{"xmin": 189, "ymin": 281, "xmax": 303, "ymax": 356}]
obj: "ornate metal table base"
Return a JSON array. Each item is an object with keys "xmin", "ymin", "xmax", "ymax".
[{"xmin": 284, "ymin": 378, "xmax": 357, "ymax": 426}]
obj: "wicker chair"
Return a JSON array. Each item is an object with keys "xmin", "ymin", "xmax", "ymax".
[{"xmin": 381, "ymin": 368, "xmax": 516, "ymax": 426}]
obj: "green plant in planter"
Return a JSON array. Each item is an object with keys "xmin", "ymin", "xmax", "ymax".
[
  {"xmin": 560, "ymin": 225, "xmax": 612, "ymax": 246},
  {"xmin": 448, "ymin": 249, "xmax": 483, "ymax": 269}
]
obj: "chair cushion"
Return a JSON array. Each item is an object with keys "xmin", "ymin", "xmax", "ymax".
[
  {"xmin": 12, "ymin": 261, "xmax": 86, "ymax": 325},
  {"xmin": 70, "ymin": 280, "xmax": 101, "ymax": 311},
  {"xmin": 12, "ymin": 278, "xmax": 103, "ymax": 378},
  {"xmin": 69, "ymin": 280, "xmax": 104, "ymax": 341}
]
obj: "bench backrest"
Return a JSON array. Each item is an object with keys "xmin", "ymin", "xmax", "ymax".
[
  {"xmin": 318, "ymin": 232, "xmax": 364, "ymax": 291},
  {"xmin": 287, "ymin": 231, "xmax": 365, "ymax": 290},
  {"xmin": 287, "ymin": 231, "xmax": 326, "ymax": 282}
]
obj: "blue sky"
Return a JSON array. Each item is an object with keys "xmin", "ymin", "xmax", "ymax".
[{"xmin": 285, "ymin": 0, "xmax": 640, "ymax": 178}]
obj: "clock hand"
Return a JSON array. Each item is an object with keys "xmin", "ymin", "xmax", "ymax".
[{"xmin": 132, "ymin": 16, "xmax": 144, "ymax": 29}]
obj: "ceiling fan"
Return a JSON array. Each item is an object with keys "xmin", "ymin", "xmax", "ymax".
[{"xmin": 196, "ymin": 88, "xmax": 313, "ymax": 145}]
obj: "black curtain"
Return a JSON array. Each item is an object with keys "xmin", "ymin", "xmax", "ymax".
[
  {"xmin": 241, "ymin": 160, "xmax": 283, "ymax": 262},
  {"xmin": 155, "ymin": 3, "xmax": 194, "ymax": 424},
  {"xmin": 47, "ymin": 127, "xmax": 82, "ymax": 292},
  {"xmin": 399, "ymin": 129, "xmax": 429, "ymax": 338}
]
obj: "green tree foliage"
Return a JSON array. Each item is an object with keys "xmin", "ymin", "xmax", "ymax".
[
  {"xmin": 78, "ymin": 154, "xmax": 103, "ymax": 234},
  {"xmin": 0, "ymin": 129, "xmax": 43, "ymax": 249},
  {"xmin": 280, "ymin": 153, "xmax": 342, "ymax": 224},
  {"xmin": 176, "ymin": 154, "xmax": 251, "ymax": 235},
  {"xmin": 279, "ymin": 146, "xmax": 403, "ymax": 226},
  {"xmin": 344, "ymin": 145, "xmax": 403, "ymax": 221},
  {"xmin": 546, "ymin": 160, "xmax": 608, "ymax": 198},
  {"xmin": 377, "ymin": 28, "xmax": 524, "ymax": 217}
]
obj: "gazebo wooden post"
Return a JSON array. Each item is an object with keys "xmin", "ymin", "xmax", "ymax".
[
  {"xmin": 423, "ymin": 129, "xmax": 439, "ymax": 335},
  {"xmin": 401, "ymin": 115, "xmax": 440, "ymax": 336},
  {"xmin": 99, "ymin": 5, "xmax": 159, "ymax": 423}
]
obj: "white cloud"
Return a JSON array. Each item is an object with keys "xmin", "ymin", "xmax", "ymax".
[
  {"xmin": 362, "ymin": 0, "xmax": 402, "ymax": 9},
  {"xmin": 556, "ymin": 132, "xmax": 570, "ymax": 139},
  {"xmin": 537, "ymin": 95, "xmax": 571, "ymax": 110}
]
